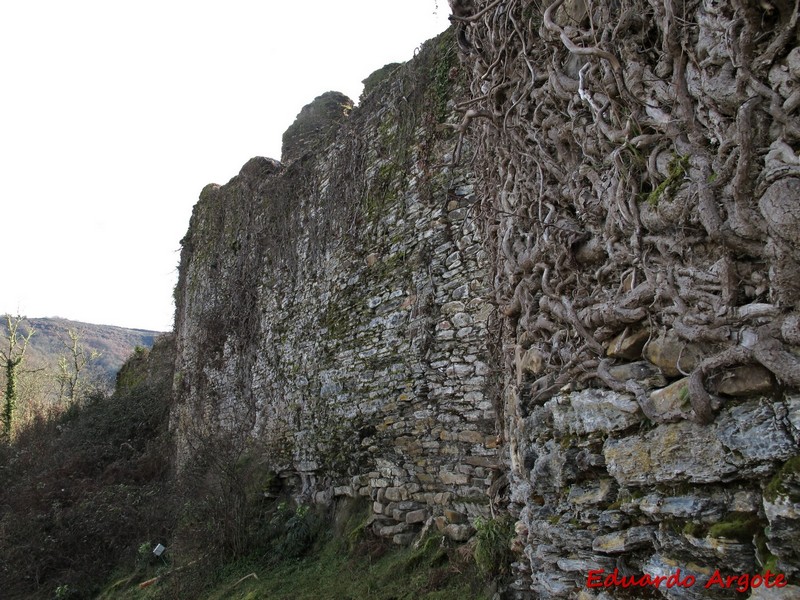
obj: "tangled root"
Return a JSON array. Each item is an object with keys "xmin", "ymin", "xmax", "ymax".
[{"xmin": 456, "ymin": 0, "xmax": 800, "ymax": 418}]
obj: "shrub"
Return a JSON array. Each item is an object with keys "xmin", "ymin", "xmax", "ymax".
[
  {"xmin": 0, "ymin": 337, "xmax": 176, "ymax": 599},
  {"xmin": 473, "ymin": 515, "xmax": 515, "ymax": 578},
  {"xmin": 276, "ymin": 504, "xmax": 316, "ymax": 558}
]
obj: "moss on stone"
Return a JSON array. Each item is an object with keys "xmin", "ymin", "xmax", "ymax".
[
  {"xmin": 430, "ymin": 31, "xmax": 458, "ymax": 123},
  {"xmin": 364, "ymin": 162, "xmax": 403, "ymax": 220},
  {"xmin": 682, "ymin": 521, "xmax": 707, "ymax": 537},
  {"xmin": 361, "ymin": 63, "xmax": 402, "ymax": 99},
  {"xmin": 764, "ymin": 455, "xmax": 800, "ymax": 502},
  {"xmin": 761, "ymin": 552, "xmax": 780, "ymax": 574},
  {"xmin": 322, "ymin": 299, "xmax": 350, "ymax": 340},
  {"xmin": 707, "ymin": 513, "xmax": 762, "ymax": 542}
]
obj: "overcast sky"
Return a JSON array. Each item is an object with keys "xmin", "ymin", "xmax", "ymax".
[{"xmin": 1, "ymin": 1, "xmax": 451, "ymax": 331}]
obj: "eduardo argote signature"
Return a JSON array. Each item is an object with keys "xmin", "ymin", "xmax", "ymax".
[{"xmin": 586, "ymin": 567, "xmax": 789, "ymax": 593}]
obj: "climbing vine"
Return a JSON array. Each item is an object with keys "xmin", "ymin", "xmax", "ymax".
[
  {"xmin": 1, "ymin": 314, "xmax": 34, "ymax": 440},
  {"xmin": 454, "ymin": 0, "xmax": 800, "ymax": 422}
]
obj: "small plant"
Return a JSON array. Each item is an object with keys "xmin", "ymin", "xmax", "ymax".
[
  {"xmin": 646, "ymin": 154, "xmax": 689, "ymax": 206},
  {"xmin": 138, "ymin": 541, "xmax": 151, "ymax": 558},
  {"xmin": 473, "ymin": 515, "xmax": 515, "ymax": 578},
  {"xmin": 54, "ymin": 584, "xmax": 72, "ymax": 599},
  {"xmin": 265, "ymin": 503, "xmax": 318, "ymax": 559},
  {"xmin": 137, "ymin": 541, "xmax": 159, "ymax": 567},
  {"xmin": 279, "ymin": 504, "xmax": 315, "ymax": 558}
]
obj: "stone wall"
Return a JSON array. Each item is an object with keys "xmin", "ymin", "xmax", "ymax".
[
  {"xmin": 171, "ymin": 31, "xmax": 502, "ymax": 543},
  {"xmin": 456, "ymin": 0, "xmax": 800, "ymax": 598},
  {"xmin": 172, "ymin": 4, "xmax": 800, "ymax": 598}
]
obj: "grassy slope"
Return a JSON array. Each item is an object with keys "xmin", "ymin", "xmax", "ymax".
[{"xmin": 99, "ymin": 504, "xmax": 494, "ymax": 600}]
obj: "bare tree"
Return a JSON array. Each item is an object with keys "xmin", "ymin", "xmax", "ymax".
[
  {"xmin": 57, "ymin": 328, "xmax": 100, "ymax": 405},
  {"xmin": 1, "ymin": 314, "xmax": 34, "ymax": 440}
]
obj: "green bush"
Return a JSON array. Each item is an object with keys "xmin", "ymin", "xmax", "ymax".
[
  {"xmin": 276, "ymin": 504, "xmax": 316, "ymax": 558},
  {"xmin": 473, "ymin": 515, "xmax": 515, "ymax": 578}
]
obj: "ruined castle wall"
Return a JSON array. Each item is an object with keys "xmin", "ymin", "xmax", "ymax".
[
  {"xmin": 172, "ymin": 3, "xmax": 800, "ymax": 596},
  {"xmin": 171, "ymin": 32, "xmax": 502, "ymax": 542}
]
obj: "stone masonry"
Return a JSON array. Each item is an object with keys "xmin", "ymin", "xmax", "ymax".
[{"xmin": 171, "ymin": 32, "xmax": 502, "ymax": 544}]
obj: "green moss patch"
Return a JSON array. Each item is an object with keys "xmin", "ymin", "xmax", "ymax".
[
  {"xmin": 764, "ymin": 455, "xmax": 800, "ymax": 502},
  {"xmin": 707, "ymin": 513, "xmax": 762, "ymax": 543},
  {"xmin": 646, "ymin": 154, "xmax": 689, "ymax": 206}
]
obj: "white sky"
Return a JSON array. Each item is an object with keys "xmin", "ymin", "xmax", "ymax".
[{"xmin": 1, "ymin": 1, "xmax": 451, "ymax": 332}]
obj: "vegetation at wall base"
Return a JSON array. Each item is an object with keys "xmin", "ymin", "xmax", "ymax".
[
  {"xmin": 98, "ymin": 497, "xmax": 494, "ymax": 600},
  {"xmin": 1, "ymin": 332, "xmax": 500, "ymax": 599},
  {"xmin": 473, "ymin": 515, "xmax": 515, "ymax": 578}
]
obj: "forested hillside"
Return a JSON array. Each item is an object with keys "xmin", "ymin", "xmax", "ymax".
[{"xmin": 4, "ymin": 317, "xmax": 160, "ymax": 379}]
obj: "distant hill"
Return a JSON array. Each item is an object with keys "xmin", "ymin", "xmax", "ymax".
[{"xmin": 1, "ymin": 316, "xmax": 163, "ymax": 382}]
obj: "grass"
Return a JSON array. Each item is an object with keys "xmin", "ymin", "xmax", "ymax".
[
  {"xmin": 99, "ymin": 523, "xmax": 492, "ymax": 600},
  {"xmin": 473, "ymin": 515, "xmax": 515, "ymax": 578},
  {"xmin": 95, "ymin": 496, "xmax": 495, "ymax": 600},
  {"xmin": 209, "ymin": 536, "xmax": 482, "ymax": 600}
]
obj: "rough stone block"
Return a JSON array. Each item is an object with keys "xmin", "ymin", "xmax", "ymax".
[
  {"xmin": 552, "ymin": 389, "xmax": 640, "ymax": 435},
  {"xmin": 516, "ymin": 346, "xmax": 545, "ymax": 383},
  {"xmin": 606, "ymin": 328, "xmax": 650, "ymax": 360},
  {"xmin": 592, "ymin": 526, "xmax": 656, "ymax": 553},
  {"xmin": 334, "ymin": 485, "xmax": 355, "ymax": 497},
  {"xmin": 444, "ymin": 508, "xmax": 467, "ymax": 523},
  {"xmin": 441, "ymin": 301, "xmax": 466, "ymax": 316},
  {"xmin": 639, "ymin": 493, "xmax": 707, "ymax": 519},
  {"xmin": 457, "ymin": 430, "xmax": 485, "ymax": 444},
  {"xmin": 406, "ymin": 509, "xmax": 428, "ymax": 524},
  {"xmin": 604, "ymin": 421, "xmax": 737, "ymax": 485},
  {"xmin": 434, "ymin": 516, "xmax": 448, "ymax": 532},
  {"xmin": 464, "ymin": 455, "xmax": 501, "ymax": 469},
  {"xmin": 443, "ymin": 523, "xmax": 474, "ymax": 541},
  {"xmin": 715, "ymin": 365, "xmax": 774, "ymax": 397},
  {"xmin": 748, "ymin": 585, "xmax": 800, "ymax": 600},
  {"xmin": 648, "ymin": 377, "xmax": 692, "ymax": 422},
  {"xmin": 608, "ymin": 360, "xmax": 666, "ymax": 388},
  {"xmin": 393, "ymin": 532, "xmax": 417, "ymax": 545},
  {"xmin": 567, "ymin": 479, "xmax": 617, "ymax": 506},
  {"xmin": 716, "ymin": 399, "xmax": 799, "ymax": 462},
  {"xmin": 377, "ymin": 522, "xmax": 410, "ymax": 537},
  {"xmin": 643, "ymin": 332, "xmax": 704, "ymax": 377},
  {"xmin": 439, "ymin": 471, "xmax": 470, "ymax": 485},
  {"xmin": 451, "ymin": 312, "xmax": 473, "ymax": 328}
]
